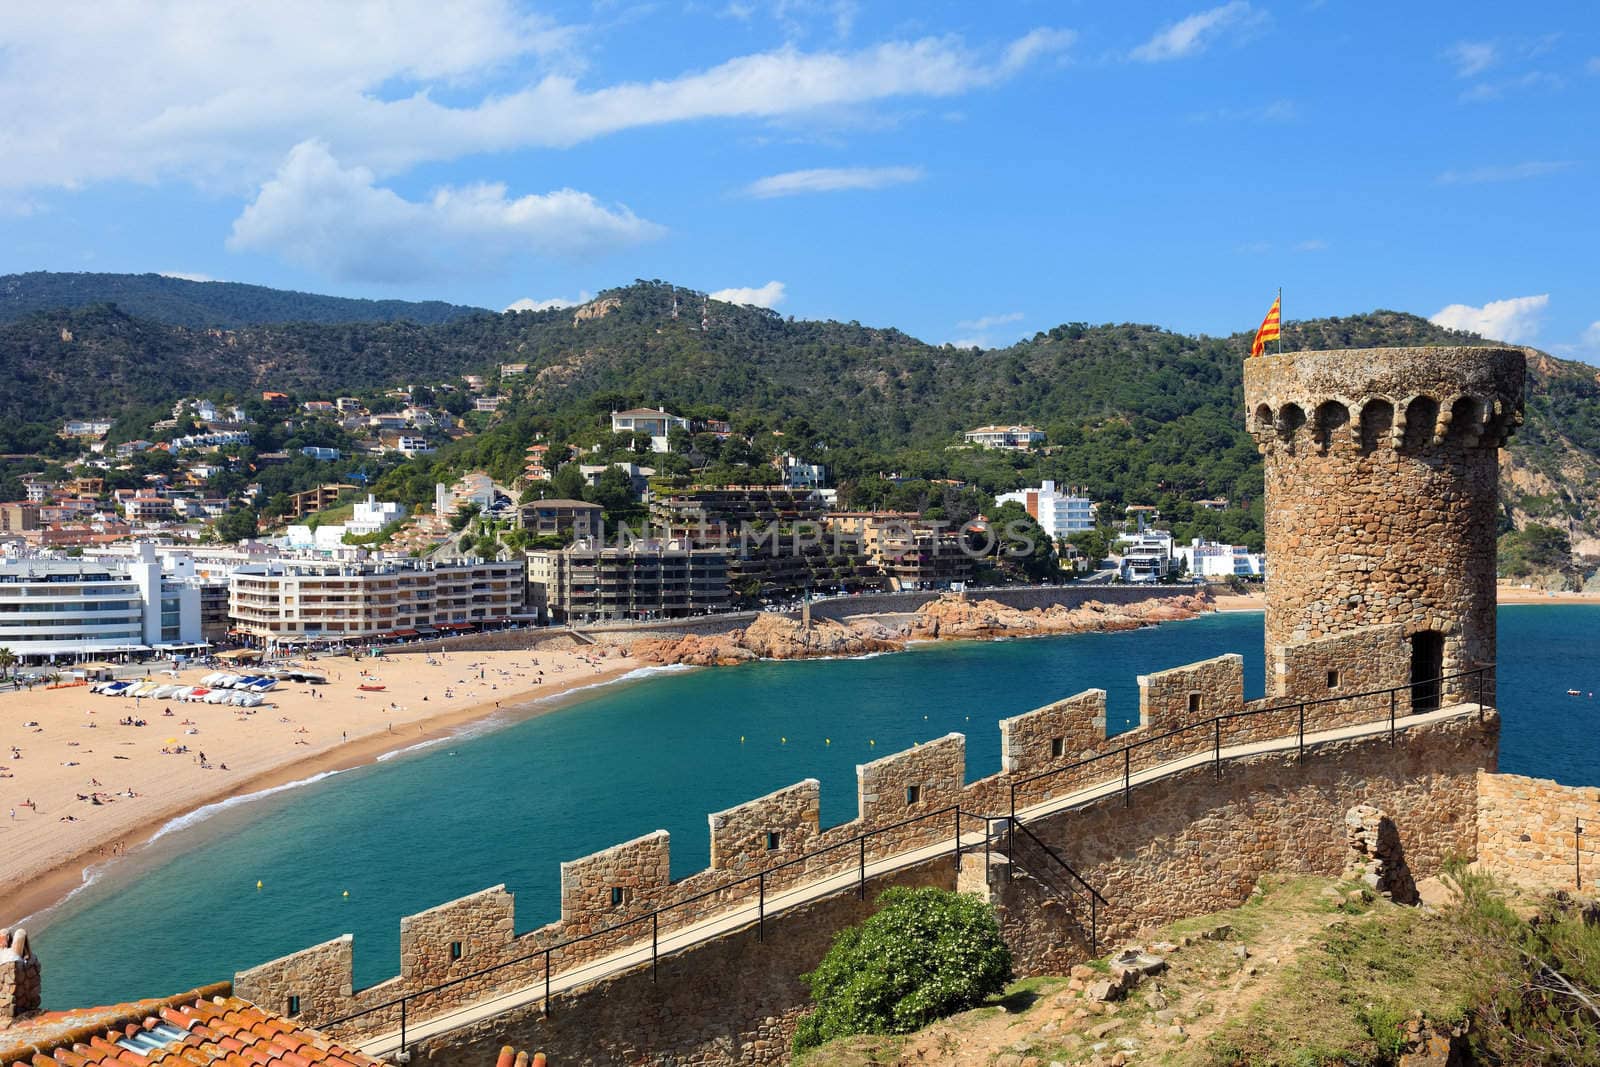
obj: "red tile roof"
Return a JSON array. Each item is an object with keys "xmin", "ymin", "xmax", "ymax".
[{"xmin": 0, "ymin": 988, "xmax": 382, "ymax": 1067}]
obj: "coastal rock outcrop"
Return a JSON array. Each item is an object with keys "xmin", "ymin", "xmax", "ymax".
[
  {"xmin": 628, "ymin": 593, "xmax": 1212, "ymax": 666},
  {"xmin": 631, "ymin": 614, "xmax": 903, "ymax": 667},
  {"xmin": 907, "ymin": 592, "xmax": 1211, "ymax": 641}
]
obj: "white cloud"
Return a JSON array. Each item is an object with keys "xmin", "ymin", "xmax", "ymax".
[
  {"xmin": 743, "ymin": 165, "xmax": 924, "ymax": 198},
  {"xmin": 1582, "ymin": 321, "xmax": 1600, "ymax": 351},
  {"xmin": 1236, "ymin": 239, "xmax": 1323, "ymax": 254},
  {"xmin": 0, "ymin": 9, "xmax": 1073, "ymax": 195},
  {"xmin": 1589, "ymin": 56, "xmax": 1600, "ymax": 74},
  {"xmin": 956, "ymin": 311, "xmax": 1024, "ymax": 331},
  {"xmin": 1459, "ymin": 70, "xmax": 1561, "ymax": 102},
  {"xmin": 1130, "ymin": 2, "xmax": 1253, "ymax": 62},
  {"xmin": 1187, "ymin": 100, "xmax": 1296, "ymax": 123},
  {"xmin": 506, "ymin": 291, "xmax": 593, "ymax": 312},
  {"xmin": 227, "ymin": 141, "xmax": 662, "ymax": 282},
  {"xmin": 1445, "ymin": 41, "xmax": 1498, "ymax": 77},
  {"xmin": 709, "ymin": 281, "xmax": 786, "ymax": 308},
  {"xmin": 1437, "ymin": 160, "xmax": 1575, "ymax": 184},
  {"xmin": 159, "ymin": 271, "xmax": 216, "ymax": 283},
  {"xmin": 949, "ymin": 310, "xmax": 1028, "ymax": 349},
  {"xmin": 1430, "ymin": 294, "xmax": 1549, "ymax": 343}
]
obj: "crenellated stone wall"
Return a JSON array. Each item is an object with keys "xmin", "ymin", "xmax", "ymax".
[
  {"xmin": 1475, "ymin": 770, "xmax": 1600, "ymax": 892},
  {"xmin": 294, "ymin": 710, "xmax": 1496, "ymax": 1067},
  {"xmin": 984, "ymin": 712, "xmax": 1495, "ymax": 977},
  {"xmin": 234, "ymin": 934, "xmax": 354, "ymax": 1025},
  {"xmin": 232, "ymin": 647, "xmax": 1499, "ymax": 1060}
]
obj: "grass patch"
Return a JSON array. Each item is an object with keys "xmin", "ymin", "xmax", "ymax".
[{"xmin": 1204, "ymin": 898, "xmax": 1483, "ymax": 1064}]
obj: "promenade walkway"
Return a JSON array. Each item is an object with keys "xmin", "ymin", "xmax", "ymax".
[{"xmin": 357, "ymin": 700, "xmax": 1484, "ymax": 1057}]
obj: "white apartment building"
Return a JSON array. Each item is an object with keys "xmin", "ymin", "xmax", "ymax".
[
  {"xmin": 994, "ymin": 481, "xmax": 1097, "ymax": 540},
  {"xmin": 1175, "ymin": 538, "xmax": 1265, "ymax": 579},
  {"xmin": 0, "ymin": 544, "xmax": 203, "ymax": 661},
  {"xmin": 348, "ymin": 494, "xmax": 407, "ymax": 536},
  {"xmin": 229, "ymin": 557, "xmax": 527, "ymax": 643},
  {"xmin": 1115, "ymin": 529, "xmax": 1176, "ymax": 583}
]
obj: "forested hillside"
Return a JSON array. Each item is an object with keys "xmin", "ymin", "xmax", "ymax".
[
  {"xmin": 0, "ymin": 272, "xmax": 484, "ymax": 328},
  {"xmin": 3, "ymin": 277, "xmax": 1598, "ymax": 566}
]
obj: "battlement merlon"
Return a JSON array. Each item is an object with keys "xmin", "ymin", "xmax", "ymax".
[
  {"xmin": 559, "ymin": 830, "xmax": 671, "ymax": 926},
  {"xmin": 399, "ymin": 885, "xmax": 515, "ymax": 981},
  {"xmin": 1138, "ymin": 654, "xmax": 1243, "ymax": 731},
  {"xmin": 857, "ymin": 733, "xmax": 965, "ymax": 826},
  {"xmin": 708, "ymin": 779, "xmax": 821, "ymax": 870},
  {"xmin": 1244, "ymin": 346, "xmax": 1524, "ymax": 452},
  {"xmin": 234, "ymin": 934, "xmax": 354, "ymax": 1022},
  {"xmin": 999, "ymin": 690, "xmax": 1106, "ymax": 774}
]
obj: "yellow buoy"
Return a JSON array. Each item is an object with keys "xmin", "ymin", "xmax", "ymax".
[
  {"xmin": 740, "ymin": 735, "xmax": 745, "ymax": 743},
  {"xmin": 869, "ymin": 739, "xmax": 875, "ymax": 746},
  {"xmin": 342, "ymin": 890, "xmax": 350, "ymax": 898},
  {"xmin": 825, "ymin": 738, "xmax": 831, "ymax": 745},
  {"xmin": 781, "ymin": 736, "xmax": 787, "ymax": 744},
  {"xmin": 256, "ymin": 880, "xmax": 263, "ymax": 890}
]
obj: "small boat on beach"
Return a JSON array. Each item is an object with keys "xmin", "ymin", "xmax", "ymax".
[{"xmin": 357, "ymin": 683, "xmax": 386, "ymax": 692}]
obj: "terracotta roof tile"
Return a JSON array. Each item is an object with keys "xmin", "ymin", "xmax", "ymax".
[{"xmin": 1, "ymin": 993, "xmax": 382, "ymax": 1067}]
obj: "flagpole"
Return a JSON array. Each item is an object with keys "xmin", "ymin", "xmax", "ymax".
[{"xmin": 1276, "ymin": 286, "xmax": 1283, "ymax": 356}]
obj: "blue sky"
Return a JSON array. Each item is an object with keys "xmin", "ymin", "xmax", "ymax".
[{"xmin": 1, "ymin": 1, "xmax": 1596, "ymax": 356}]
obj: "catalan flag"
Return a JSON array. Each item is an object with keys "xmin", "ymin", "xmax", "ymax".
[{"xmin": 1250, "ymin": 292, "xmax": 1281, "ymax": 357}]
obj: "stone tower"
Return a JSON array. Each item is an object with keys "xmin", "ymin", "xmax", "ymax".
[{"xmin": 1244, "ymin": 346, "xmax": 1524, "ymax": 702}]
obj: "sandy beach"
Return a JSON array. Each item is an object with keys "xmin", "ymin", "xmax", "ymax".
[
  {"xmin": 1212, "ymin": 591, "xmax": 1266, "ymax": 612},
  {"xmin": 1495, "ymin": 584, "xmax": 1600, "ymax": 605},
  {"xmin": 0, "ymin": 644, "xmax": 642, "ymax": 926}
]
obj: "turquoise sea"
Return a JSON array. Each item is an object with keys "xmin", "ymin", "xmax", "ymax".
[{"xmin": 26, "ymin": 605, "xmax": 1600, "ymax": 1009}]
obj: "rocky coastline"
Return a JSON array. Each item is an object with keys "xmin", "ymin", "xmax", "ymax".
[{"xmin": 629, "ymin": 591, "xmax": 1213, "ymax": 667}]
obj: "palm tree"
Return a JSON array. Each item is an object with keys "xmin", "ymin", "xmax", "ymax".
[{"xmin": 0, "ymin": 647, "xmax": 16, "ymax": 682}]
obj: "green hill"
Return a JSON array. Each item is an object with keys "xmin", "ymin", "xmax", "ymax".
[
  {"xmin": 0, "ymin": 271, "xmax": 485, "ymax": 328},
  {"xmin": 1, "ymin": 278, "xmax": 1597, "ymax": 567}
]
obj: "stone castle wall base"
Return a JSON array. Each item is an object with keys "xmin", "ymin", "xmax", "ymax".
[{"xmin": 397, "ymin": 714, "xmax": 1494, "ymax": 1066}]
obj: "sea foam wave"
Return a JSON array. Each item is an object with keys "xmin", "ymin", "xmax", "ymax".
[
  {"xmin": 146, "ymin": 769, "xmax": 345, "ymax": 844},
  {"xmin": 374, "ymin": 736, "xmax": 452, "ymax": 762}
]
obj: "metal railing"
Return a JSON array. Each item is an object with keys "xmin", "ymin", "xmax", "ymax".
[
  {"xmin": 317, "ymin": 665, "xmax": 1493, "ymax": 1053},
  {"xmin": 1005, "ymin": 666, "xmax": 1493, "ymax": 844},
  {"xmin": 1003, "ymin": 817, "xmax": 1108, "ymax": 955}
]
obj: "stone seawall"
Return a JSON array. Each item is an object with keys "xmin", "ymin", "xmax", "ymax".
[{"xmin": 1475, "ymin": 770, "xmax": 1600, "ymax": 891}]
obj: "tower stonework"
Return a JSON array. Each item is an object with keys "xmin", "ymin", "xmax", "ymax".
[{"xmin": 1244, "ymin": 346, "xmax": 1524, "ymax": 701}]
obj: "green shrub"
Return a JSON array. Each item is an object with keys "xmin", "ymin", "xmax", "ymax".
[{"xmin": 791, "ymin": 886, "xmax": 1012, "ymax": 1054}]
